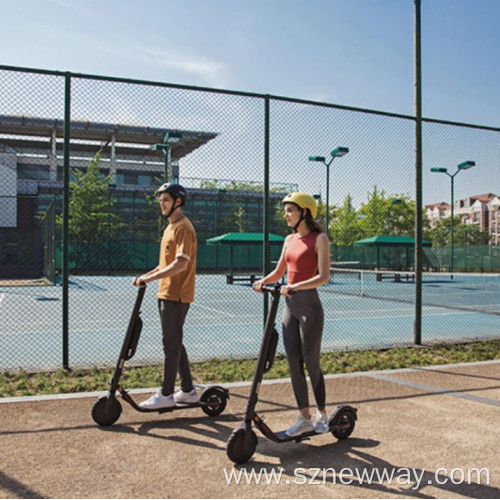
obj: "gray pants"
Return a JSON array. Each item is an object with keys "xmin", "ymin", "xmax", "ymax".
[
  {"xmin": 282, "ymin": 289, "xmax": 325, "ymax": 410},
  {"xmin": 158, "ymin": 299, "xmax": 193, "ymax": 396}
]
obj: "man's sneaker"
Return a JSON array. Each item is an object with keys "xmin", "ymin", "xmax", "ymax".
[
  {"xmin": 314, "ymin": 411, "xmax": 329, "ymax": 433},
  {"xmin": 285, "ymin": 414, "xmax": 315, "ymax": 437},
  {"xmin": 174, "ymin": 389, "xmax": 198, "ymax": 404},
  {"xmin": 139, "ymin": 391, "xmax": 176, "ymax": 409}
]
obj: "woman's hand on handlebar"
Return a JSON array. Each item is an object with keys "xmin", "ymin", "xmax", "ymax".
[
  {"xmin": 252, "ymin": 280, "xmax": 265, "ymax": 293},
  {"xmin": 280, "ymin": 285, "xmax": 296, "ymax": 296}
]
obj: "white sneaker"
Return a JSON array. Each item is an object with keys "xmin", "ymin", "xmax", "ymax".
[
  {"xmin": 174, "ymin": 389, "xmax": 198, "ymax": 404},
  {"xmin": 139, "ymin": 391, "xmax": 176, "ymax": 409},
  {"xmin": 285, "ymin": 414, "xmax": 315, "ymax": 437},
  {"xmin": 314, "ymin": 411, "xmax": 329, "ymax": 433}
]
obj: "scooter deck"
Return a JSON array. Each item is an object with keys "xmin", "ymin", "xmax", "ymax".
[
  {"xmin": 157, "ymin": 402, "xmax": 203, "ymax": 413},
  {"xmin": 120, "ymin": 390, "xmax": 204, "ymax": 413},
  {"xmin": 274, "ymin": 428, "xmax": 326, "ymax": 442}
]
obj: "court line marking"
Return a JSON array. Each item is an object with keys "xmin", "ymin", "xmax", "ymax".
[
  {"xmin": 193, "ymin": 303, "xmax": 239, "ymax": 317},
  {"xmin": 367, "ymin": 372, "xmax": 500, "ymax": 407}
]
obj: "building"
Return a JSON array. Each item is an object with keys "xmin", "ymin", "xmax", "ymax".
[
  {"xmin": 425, "ymin": 193, "xmax": 500, "ymax": 244},
  {"xmin": 425, "ymin": 202, "xmax": 451, "ymax": 228},
  {"xmin": 0, "ymin": 113, "xmax": 218, "ymax": 220},
  {"xmin": 0, "ymin": 114, "xmax": 296, "ymax": 279}
]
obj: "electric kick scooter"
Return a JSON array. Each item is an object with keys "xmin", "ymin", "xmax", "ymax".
[
  {"xmin": 92, "ymin": 284, "xmax": 229, "ymax": 427},
  {"xmin": 226, "ymin": 284, "xmax": 357, "ymax": 464}
]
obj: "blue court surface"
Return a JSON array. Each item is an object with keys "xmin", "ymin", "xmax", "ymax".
[{"xmin": 0, "ymin": 273, "xmax": 498, "ymax": 371}]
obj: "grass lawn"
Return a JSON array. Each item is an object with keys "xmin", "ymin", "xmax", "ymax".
[{"xmin": 1, "ymin": 339, "xmax": 498, "ymax": 398}]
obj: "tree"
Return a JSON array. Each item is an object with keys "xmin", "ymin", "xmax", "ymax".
[
  {"xmin": 357, "ymin": 186, "xmax": 390, "ymax": 238},
  {"xmin": 272, "ymin": 203, "xmax": 289, "ymax": 235},
  {"xmin": 429, "ymin": 217, "xmax": 490, "ymax": 246},
  {"xmin": 331, "ymin": 194, "xmax": 363, "ymax": 245},
  {"xmin": 454, "ymin": 224, "xmax": 491, "ymax": 245},
  {"xmin": 234, "ymin": 206, "xmax": 246, "ymax": 233},
  {"xmin": 56, "ymin": 152, "xmax": 123, "ymax": 242}
]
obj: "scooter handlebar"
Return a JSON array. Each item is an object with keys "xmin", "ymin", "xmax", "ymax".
[
  {"xmin": 261, "ymin": 284, "xmax": 296, "ymax": 295},
  {"xmin": 134, "ymin": 277, "xmax": 147, "ymax": 289}
]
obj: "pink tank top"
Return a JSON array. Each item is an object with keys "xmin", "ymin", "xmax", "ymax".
[{"xmin": 285, "ymin": 232, "xmax": 319, "ymax": 284}]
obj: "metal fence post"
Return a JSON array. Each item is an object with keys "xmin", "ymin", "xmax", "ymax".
[
  {"xmin": 62, "ymin": 72, "xmax": 71, "ymax": 368},
  {"xmin": 263, "ymin": 95, "xmax": 270, "ymax": 321},
  {"xmin": 413, "ymin": 0, "xmax": 423, "ymax": 345}
]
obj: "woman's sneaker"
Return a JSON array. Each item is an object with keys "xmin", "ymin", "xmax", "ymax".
[
  {"xmin": 314, "ymin": 411, "xmax": 329, "ymax": 433},
  {"xmin": 285, "ymin": 414, "xmax": 314, "ymax": 437},
  {"xmin": 174, "ymin": 389, "xmax": 198, "ymax": 404}
]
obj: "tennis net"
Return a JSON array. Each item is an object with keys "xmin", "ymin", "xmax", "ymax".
[{"xmin": 327, "ymin": 267, "xmax": 500, "ymax": 316}]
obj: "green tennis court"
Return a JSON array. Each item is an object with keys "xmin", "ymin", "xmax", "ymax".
[{"xmin": 1, "ymin": 271, "xmax": 498, "ymax": 372}]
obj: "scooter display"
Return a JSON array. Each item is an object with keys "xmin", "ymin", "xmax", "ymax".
[
  {"xmin": 92, "ymin": 284, "xmax": 228, "ymax": 427},
  {"xmin": 226, "ymin": 284, "xmax": 356, "ymax": 464}
]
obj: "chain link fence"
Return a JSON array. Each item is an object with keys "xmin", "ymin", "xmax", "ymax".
[{"xmin": 0, "ymin": 65, "xmax": 499, "ymax": 372}]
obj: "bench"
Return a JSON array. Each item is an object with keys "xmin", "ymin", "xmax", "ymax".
[
  {"xmin": 376, "ymin": 272, "xmax": 414, "ymax": 282},
  {"xmin": 226, "ymin": 274, "xmax": 257, "ymax": 285}
]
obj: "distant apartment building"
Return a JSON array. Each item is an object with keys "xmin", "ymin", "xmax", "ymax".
[
  {"xmin": 425, "ymin": 201, "xmax": 451, "ymax": 227},
  {"xmin": 425, "ymin": 193, "xmax": 500, "ymax": 245}
]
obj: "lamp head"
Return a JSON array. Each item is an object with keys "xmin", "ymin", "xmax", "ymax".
[
  {"xmin": 430, "ymin": 167, "xmax": 448, "ymax": 173},
  {"xmin": 309, "ymin": 156, "xmax": 326, "ymax": 162},
  {"xmin": 330, "ymin": 146, "xmax": 349, "ymax": 158},
  {"xmin": 457, "ymin": 160, "xmax": 475, "ymax": 170},
  {"xmin": 163, "ymin": 131, "xmax": 182, "ymax": 144}
]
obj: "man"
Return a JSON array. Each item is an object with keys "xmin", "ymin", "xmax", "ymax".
[{"xmin": 133, "ymin": 183, "xmax": 198, "ymax": 409}]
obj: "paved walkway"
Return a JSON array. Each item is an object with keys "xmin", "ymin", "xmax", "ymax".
[{"xmin": 1, "ymin": 360, "xmax": 499, "ymax": 498}]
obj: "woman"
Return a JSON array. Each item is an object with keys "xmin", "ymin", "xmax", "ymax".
[{"xmin": 252, "ymin": 192, "xmax": 330, "ymax": 437}]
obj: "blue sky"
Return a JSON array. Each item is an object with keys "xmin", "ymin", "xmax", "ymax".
[
  {"xmin": 0, "ymin": 0, "xmax": 498, "ymax": 205},
  {"xmin": 1, "ymin": 0, "xmax": 498, "ymax": 126}
]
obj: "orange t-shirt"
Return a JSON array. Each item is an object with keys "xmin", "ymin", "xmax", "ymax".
[
  {"xmin": 285, "ymin": 232, "xmax": 319, "ymax": 285},
  {"xmin": 157, "ymin": 216, "xmax": 197, "ymax": 303}
]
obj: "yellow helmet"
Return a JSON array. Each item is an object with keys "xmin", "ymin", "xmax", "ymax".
[{"xmin": 282, "ymin": 192, "xmax": 317, "ymax": 219}]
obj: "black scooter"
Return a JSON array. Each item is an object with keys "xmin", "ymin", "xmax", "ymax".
[
  {"xmin": 226, "ymin": 284, "xmax": 357, "ymax": 464},
  {"xmin": 92, "ymin": 284, "xmax": 229, "ymax": 427}
]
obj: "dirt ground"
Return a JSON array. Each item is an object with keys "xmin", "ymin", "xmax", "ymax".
[{"xmin": 1, "ymin": 360, "xmax": 499, "ymax": 499}]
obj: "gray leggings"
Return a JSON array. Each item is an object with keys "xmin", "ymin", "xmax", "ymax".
[
  {"xmin": 158, "ymin": 299, "xmax": 193, "ymax": 396},
  {"xmin": 282, "ymin": 289, "xmax": 325, "ymax": 410}
]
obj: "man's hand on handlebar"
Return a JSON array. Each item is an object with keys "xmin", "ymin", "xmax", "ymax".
[{"xmin": 132, "ymin": 276, "xmax": 147, "ymax": 288}]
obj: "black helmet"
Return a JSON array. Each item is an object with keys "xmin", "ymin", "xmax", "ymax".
[{"xmin": 157, "ymin": 183, "xmax": 187, "ymax": 206}]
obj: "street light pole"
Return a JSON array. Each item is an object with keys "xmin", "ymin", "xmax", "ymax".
[
  {"xmin": 430, "ymin": 160, "xmax": 475, "ymax": 273},
  {"xmin": 309, "ymin": 146, "xmax": 349, "ymax": 238},
  {"xmin": 153, "ymin": 131, "xmax": 182, "ymax": 183}
]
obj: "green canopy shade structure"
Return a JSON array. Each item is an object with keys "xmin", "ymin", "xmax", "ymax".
[
  {"xmin": 206, "ymin": 232, "xmax": 285, "ymax": 245},
  {"xmin": 205, "ymin": 232, "xmax": 285, "ymax": 275},
  {"xmin": 353, "ymin": 235, "xmax": 432, "ymax": 247},
  {"xmin": 353, "ymin": 235, "xmax": 431, "ymax": 270}
]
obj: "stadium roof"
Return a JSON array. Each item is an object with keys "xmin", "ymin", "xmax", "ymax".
[{"xmin": 0, "ymin": 114, "xmax": 218, "ymax": 160}]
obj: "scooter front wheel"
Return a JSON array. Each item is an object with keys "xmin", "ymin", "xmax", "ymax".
[
  {"xmin": 331, "ymin": 408, "xmax": 356, "ymax": 440},
  {"xmin": 226, "ymin": 428, "xmax": 257, "ymax": 464},
  {"xmin": 92, "ymin": 395, "xmax": 122, "ymax": 427},
  {"xmin": 200, "ymin": 387, "xmax": 228, "ymax": 417}
]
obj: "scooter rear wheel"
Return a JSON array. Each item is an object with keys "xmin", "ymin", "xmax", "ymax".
[
  {"xmin": 226, "ymin": 428, "xmax": 257, "ymax": 464},
  {"xmin": 92, "ymin": 395, "xmax": 122, "ymax": 427},
  {"xmin": 200, "ymin": 387, "xmax": 227, "ymax": 417},
  {"xmin": 331, "ymin": 408, "xmax": 356, "ymax": 440}
]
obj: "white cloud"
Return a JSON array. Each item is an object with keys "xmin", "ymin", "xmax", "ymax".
[{"xmin": 135, "ymin": 45, "xmax": 230, "ymax": 88}]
